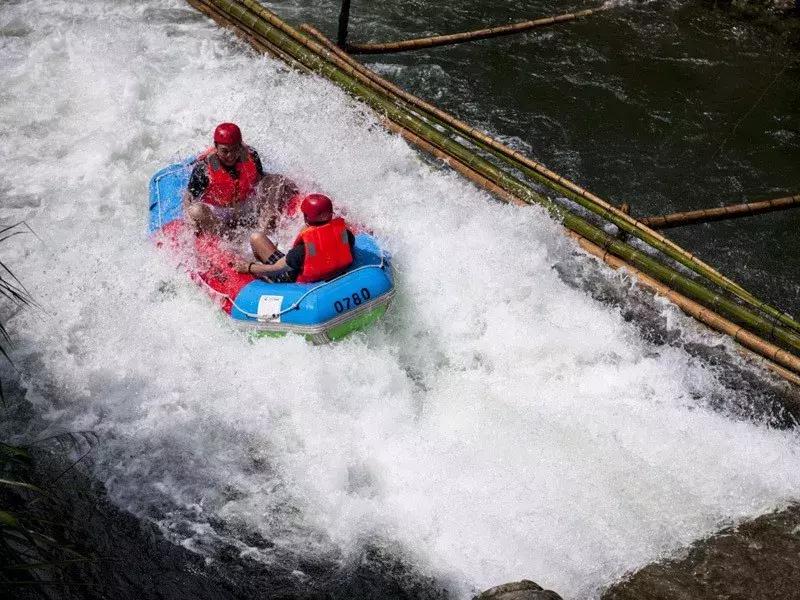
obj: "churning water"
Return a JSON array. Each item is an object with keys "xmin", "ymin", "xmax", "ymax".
[{"xmin": 1, "ymin": 1, "xmax": 799, "ymax": 598}]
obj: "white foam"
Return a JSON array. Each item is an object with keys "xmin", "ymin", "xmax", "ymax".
[{"xmin": 1, "ymin": 1, "xmax": 799, "ymax": 598}]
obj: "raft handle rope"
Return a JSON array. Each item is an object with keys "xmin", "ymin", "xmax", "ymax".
[{"xmin": 197, "ymin": 254, "xmax": 388, "ymax": 321}]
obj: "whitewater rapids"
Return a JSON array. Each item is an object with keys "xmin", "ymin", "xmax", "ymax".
[{"xmin": 1, "ymin": 1, "xmax": 799, "ymax": 597}]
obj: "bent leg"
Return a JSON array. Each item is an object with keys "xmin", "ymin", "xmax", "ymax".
[
  {"xmin": 187, "ymin": 203, "xmax": 221, "ymax": 234},
  {"xmin": 253, "ymin": 174, "xmax": 300, "ymax": 234},
  {"xmin": 249, "ymin": 231, "xmax": 279, "ymax": 263}
]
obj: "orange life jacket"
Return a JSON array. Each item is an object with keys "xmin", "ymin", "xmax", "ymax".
[
  {"xmin": 197, "ymin": 145, "xmax": 260, "ymax": 207},
  {"xmin": 292, "ymin": 218, "xmax": 354, "ymax": 283}
]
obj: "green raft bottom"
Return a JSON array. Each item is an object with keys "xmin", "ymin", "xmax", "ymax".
[{"xmin": 250, "ymin": 302, "xmax": 390, "ymax": 343}]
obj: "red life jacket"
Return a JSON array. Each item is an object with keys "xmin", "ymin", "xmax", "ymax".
[
  {"xmin": 197, "ymin": 145, "xmax": 260, "ymax": 207},
  {"xmin": 292, "ymin": 218, "xmax": 354, "ymax": 283}
]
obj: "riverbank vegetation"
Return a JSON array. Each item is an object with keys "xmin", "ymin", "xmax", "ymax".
[{"xmin": 0, "ymin": 223, "xmax": 91, "ymax": 594}]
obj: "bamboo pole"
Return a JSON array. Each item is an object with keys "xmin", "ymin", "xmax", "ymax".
[
  {"xmin": 194, "ymin": 0, "xmax": 800, "ymax": 361},
  {"xmin": 299, "ymin": 24, "xmax": 800, "ymax": 336},
  {"xmin": 344, "ymin": 7, "xmax": 608, "ymax": 54},
  {"xmin": 639, "ymin": 194, "xmax": 800, "ymax": 229}
]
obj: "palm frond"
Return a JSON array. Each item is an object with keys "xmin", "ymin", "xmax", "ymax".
[{"xmin": 0, "ymin": 221, "xmax": 38, "ymax": 406}]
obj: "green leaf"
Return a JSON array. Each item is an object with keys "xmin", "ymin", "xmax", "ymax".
[
  {"xmin": 0, "ymin": 510, "xmax": 20, "ymax": 527},
  {"xmin": 0, "ymin": 479, "xmax": 44, "ymax": 494},
  {"xmin": 0, "ymin": 443, "xmax": 32, "ymax": 464}
]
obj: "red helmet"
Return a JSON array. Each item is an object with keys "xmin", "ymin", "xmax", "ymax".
[
  {"xmin": 213, "ymin": 122, "xmax": 242, "ymax": 146},
  {"xmin": 300, "ymin": 194, "xmax": 333, "ymax": 224}
]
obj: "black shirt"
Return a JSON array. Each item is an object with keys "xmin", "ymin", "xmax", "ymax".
[{"xmin": 187, "ymin": 148, "xmax": 265, "ymax": 199}]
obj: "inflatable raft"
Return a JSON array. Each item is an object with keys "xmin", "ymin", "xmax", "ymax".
[{"xmin": 148, "ymin": 157, "xmax": 395, "ymax": 343}]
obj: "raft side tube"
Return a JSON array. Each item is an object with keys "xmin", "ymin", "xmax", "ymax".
[
  {"xmin": 149, "ymin": 157, "xmax": 194, "ymax": 233},
  {"xmin": 230, "ymin": 234, "xmax": 394, "ymax": 327}
]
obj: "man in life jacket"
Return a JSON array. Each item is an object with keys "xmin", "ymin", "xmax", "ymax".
[
  {"xmin": 182, "ymin": 122, "xmax": 298, "ymax": 235},
  {"xmin": 234, "ymin": 194, "xmax": 355, "ymax": 284}
]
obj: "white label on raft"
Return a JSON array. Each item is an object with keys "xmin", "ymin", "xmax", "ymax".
[{"xmin": 257, "ymin": 295, "xmax": 283, "ymax": 323}]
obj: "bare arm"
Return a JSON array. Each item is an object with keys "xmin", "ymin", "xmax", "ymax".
[
  {"xmin": 234, "ymin": 257, "xmax": 289, "ymax": 276},
  {"xmin": 182, "ymin": 189, "xmax": 194, "ymax": 211}
]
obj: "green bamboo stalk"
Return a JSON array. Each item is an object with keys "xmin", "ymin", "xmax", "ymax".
[
  {"xmin": 298, "ymin": 25, "xmax": 800, "ymax": 337},
  {"xmin": 201, "ymin": 0, "xmax": 800, "ymax": 357}
]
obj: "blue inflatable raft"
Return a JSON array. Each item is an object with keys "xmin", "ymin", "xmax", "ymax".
[{"xmin": 149, "ymin": 157, "xmax": 395, "ymax": 343}]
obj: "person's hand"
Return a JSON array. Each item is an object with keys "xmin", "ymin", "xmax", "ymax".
[{"xmin": 234, "ymin": 260, "xmax": 253, "ymax": 274}]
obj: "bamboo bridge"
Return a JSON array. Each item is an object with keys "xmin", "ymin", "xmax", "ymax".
[{"xmin": 185, "ymin": 0, "xmax": 800, "ymax": 388}]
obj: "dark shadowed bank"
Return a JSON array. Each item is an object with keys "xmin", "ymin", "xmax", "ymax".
[{"xmin": 602, "ymin": 503, "xmax": 800, "ymax": 599}]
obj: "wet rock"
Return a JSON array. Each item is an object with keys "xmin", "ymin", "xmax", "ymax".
[
  {"xmin": 474, "ymin": 579, "xmax": 564, "ymax": 600},
  {"xmin": 602, "ymin": 503, "xmax": 800, "ymax": 600}
]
